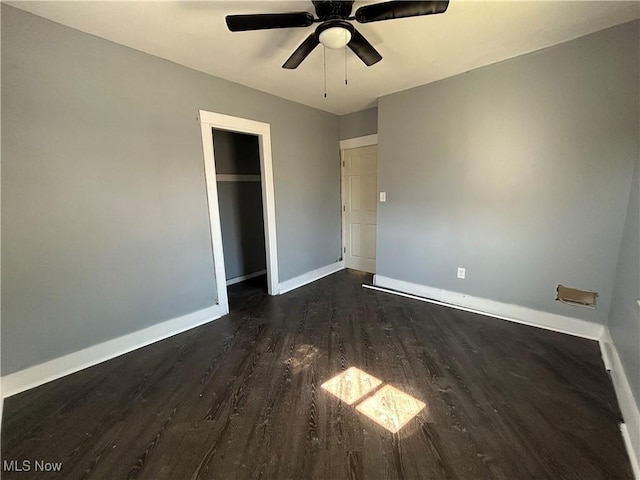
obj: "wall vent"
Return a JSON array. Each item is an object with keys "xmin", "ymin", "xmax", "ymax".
[{"xmin": 556, "ymin": 285, "xmax": 597, "ymax": 309}]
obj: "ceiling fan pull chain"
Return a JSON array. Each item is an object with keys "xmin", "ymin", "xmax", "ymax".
[
  {"xmin": 344, "ymin": 45, "xmax": 348, "ymax": 85},
  {"xmin": 323, "ymin": 46, "xmax": 327, "ymax": 98}
]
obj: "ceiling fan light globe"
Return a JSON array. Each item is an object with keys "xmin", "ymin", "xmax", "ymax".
[{"xmin": 318, "ymin": 27, "xmax": 352, "ymax": 49}]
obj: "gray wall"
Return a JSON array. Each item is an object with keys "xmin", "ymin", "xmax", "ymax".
[
  {"xmin": 1, "ymin": 5, "xmax": 341, "ymax": 375},
  {"xmin": 339, "ymin": 107, "xmax": 377, "ymax": 140},
  {"xmin": 377, "ymin": 20, "xmax": 639, "ymax": 325},
  {"xmin": 609, "ymin": 156, "xmax": 639, "ymax": 404},
  {"xmin": 212, "ymin": 130, "xmax": 267, "ymax": 281}
]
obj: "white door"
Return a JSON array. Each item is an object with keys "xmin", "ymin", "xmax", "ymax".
[{"xmin": 343, "ymin": 145, "xmax": 377, "ymax": 273}]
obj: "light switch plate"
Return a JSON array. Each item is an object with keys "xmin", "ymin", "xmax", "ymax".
[{"xmin": 380, "ymin": 192, "xmax": 386, "ymax": 202}]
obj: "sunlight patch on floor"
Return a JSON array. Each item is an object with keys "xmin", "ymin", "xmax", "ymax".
[
  {"xmin": 320, "ymin": 367, "xmax": 382, "ymax": 405},
  {"xmin": 322, "ymin": 367, "xmax": 426, "ymax": 433},
  {"xmin": 290, "ymin": 344, "xmax": 319, "ymax": 374},
  {"xmin": 356, "ymin": 384, "xmax": 426, "ymax": 433}
]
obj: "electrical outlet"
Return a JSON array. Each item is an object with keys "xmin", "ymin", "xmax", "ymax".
[{"xmin": 457, "ymin": 267, "xmax": 466, "ymax": 279}]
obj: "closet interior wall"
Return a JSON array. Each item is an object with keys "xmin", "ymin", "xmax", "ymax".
[{"xmin": 212, "ymin": 129, "xmax": 267, "ymax": 285}]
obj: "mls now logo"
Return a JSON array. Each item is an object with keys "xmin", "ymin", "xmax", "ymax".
[{"xmin": 3, "ymin": 460, "xmax": 63, "ymax": 472}]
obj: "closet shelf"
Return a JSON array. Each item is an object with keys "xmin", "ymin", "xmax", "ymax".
[{"xmin": 216, "ymin": 174, "xmax": 261, "ymax": 182}]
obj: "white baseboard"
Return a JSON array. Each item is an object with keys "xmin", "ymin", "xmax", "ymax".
[
  {"xmin": 1, "ymin": 304, "xmax": 227, "ymax": 399},
  {"xmin": 279, "ymin": 261, "xmax": 344, "ymax": 295},
  {"xmin": 371, "ymin": 275, "xmax": 604, "ymax": 340},
  {"xmin": 226, "ymin": 270, "xmax": 267, "ymax": 286},
  {"xmin": 600, "ymin": 328, "xmax": 640, "ymax": 479},
  {"xmin": 621, "ymin": 423, "xmax": 640, "ymax": 480}
]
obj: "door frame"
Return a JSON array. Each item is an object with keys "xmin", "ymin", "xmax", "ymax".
[
  {"xmin": 339, "ymin": 134, "xmax": 378, "ymax": 269},
  {"xmin": 199, "ymin": 110, "xmax": 279, "ymax": 313}
]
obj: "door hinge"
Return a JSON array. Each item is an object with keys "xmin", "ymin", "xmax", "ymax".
[
  {"xmin": 343, "ymin": 205, "xmax": 346, "ymax": 212},
  {"xmin": 344, "ymin": 247, "xmax": 346, "ymax": 253},
  {"xmin": 342, "ymin": 160, "xmax": 345, "ymax": 167}
]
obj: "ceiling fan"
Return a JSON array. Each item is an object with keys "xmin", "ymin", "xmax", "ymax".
[{"xmin": 226, "ymin": 1, "xmax": 449, "ymax": 69}]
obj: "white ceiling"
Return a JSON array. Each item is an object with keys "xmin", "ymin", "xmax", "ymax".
[{"xmin": 8, "ymin": 1, "xmax": 640, "ymax": 115}]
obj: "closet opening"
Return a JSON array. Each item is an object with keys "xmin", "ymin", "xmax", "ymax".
[{"xmin": 212, "ymin": 129, "xmax": 268, "ymax": 306}]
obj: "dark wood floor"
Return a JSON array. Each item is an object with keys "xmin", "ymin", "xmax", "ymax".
[{"xmin": 2, "ymin": 269, "xmax": 633, "ymax": 479}]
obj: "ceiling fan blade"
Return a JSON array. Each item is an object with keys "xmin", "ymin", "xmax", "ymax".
[
  {"xmin": 282, "ymin": 33, "xmax": 320, "ymax": 69},
  {"xmin": 348, "ymin": 29, "xmax": 382, "ymax": 66},
  {"xmin": 355, "ymin": 1, "xmax": 449, "ymax": 23},
  {"xmin": 226, "ymin": 12, "xmax": 315, "ymax": 32}
]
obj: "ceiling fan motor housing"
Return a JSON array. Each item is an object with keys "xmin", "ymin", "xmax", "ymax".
[{"xmin": 312, "ymin": 1, "xmax": 354, "ymax": 21}]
